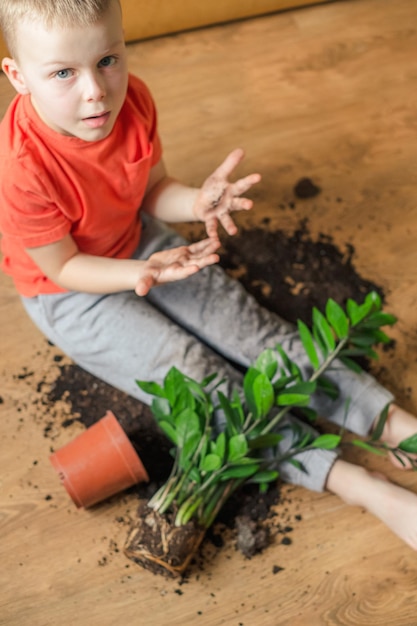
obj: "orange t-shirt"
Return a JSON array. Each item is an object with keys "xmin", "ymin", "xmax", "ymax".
[{"xmin": 0, "ymin": 74, "xmax": 162, "ymax": 297}]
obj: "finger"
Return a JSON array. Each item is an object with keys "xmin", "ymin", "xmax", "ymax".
[
  {"xmin": 205, "ymin": 217, "xmax": 219, "ymax": 239},
  {"xmin": 187, "ymin": 237, "xmax": 221, "ymax": 256},
  {"xmin": 229, "ymin": 197, "xmax": 254, "ymax": 213},
  {"xmin": 135, "ymin": 275, "xmax": 155, "ymax": 297},
  {"xmin": 189, "ymin": 252, "xmax": 220, "ymax": 269},
  {"xmin": 161, "ymin": 260, "xmax": 219, "ymax": 281},
  {"xmin": 218, "ymin": 212, "xmax": 238, "ymax": 236},
  {"xmin": 232, "ymin": 172, "xmax": 261, "ymax": 196},
  {"xmin": 212, "ymin": 148, "xmax": 245, "ymax": 180}
]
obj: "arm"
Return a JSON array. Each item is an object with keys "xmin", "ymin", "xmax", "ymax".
[
  {"xmin": 142, "ymin": 148, "xmax": 261, "ymax": 238},
  {"xmin": 25, "ymin": 234, "xmax": 220, "ymax": 297}
]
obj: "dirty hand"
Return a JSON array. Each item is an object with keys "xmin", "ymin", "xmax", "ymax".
[
  {"xmin": 193, "ymin": 148, "xmax": 261, "ymax": 238},
  {"xmin": 135, "ymin": 237, "xmax": 221, "ymax": 296}
]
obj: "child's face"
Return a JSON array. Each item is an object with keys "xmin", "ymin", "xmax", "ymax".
[{"xmin": 7, "ymin": 0, "xmax": 128, "ymax": 142}]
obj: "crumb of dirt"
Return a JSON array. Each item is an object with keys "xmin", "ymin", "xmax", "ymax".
[
  {"xmin": 293, "ymin": 177, "xmax": 321, "ymax": 199},
  {"xmin": 272, "ymin": 565, "xmax": 284, "ymax": 574},
  {"xmin": 235, "ymin": 515, "xmax": 270, "ymax": 558}
]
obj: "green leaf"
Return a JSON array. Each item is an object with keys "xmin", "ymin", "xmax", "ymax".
[
  {"xmin": 185, "ymin": 377, "xmax": 212, "ymax": 402},
  {"xmin": 312, "ymin": 307, "xmax": 336, "ymax": 352},
  {"xmin": 244, "ymin": 370, "xmax": 274, "ymax": 419},
  {"xmin": 297, "ymin": 407, "xmax": 318, "ymax": 422},
  {"xmin": 316, "ymin": 376, "xmax": 340, "ymax": 400},
  {"xmin": 218, "ymin": 391, "xmax": 240, "ymax": 435},
  {"xmin": 213, "ymin": 432, "xmax": 226, "ymax": 461},
  {"xmin": 339, "ymin": 356, "xmax": 364, "ymax": 374},
  {"xmin": 248, "ymin": 470, "xmax": 279, "ymax": 484},
  {"xmin": 287, "ymin": 459, "xmax": 307, "ymax": 473},
  {"xmin": 173, "ymin": 387, "xmax": 195, "ymax": 415},
  {"xmin": 350, "ymin": 333, "xmax": 377, "ymax": 347},
  {"xmin": 298, "ymin": 320, "xmax": 320, "ymax": 369},
  {"xmin": 370, "ymin": 404, "xmax": 390, "ymax": 441},
  {"xmin": 220, "ymin": 464, "xmax": 260, "ymax": 480},
  {"xmin": 311, "ymin": 434, "xmax": 341, "ymax": 449},
  {"xmin": 158, "ymin": 420, "xmax": 178, "ymax": 445},
  {"xmin": 150, "ymin": 397, "xmax": 172, "ymax": 421},
  {"xmin": 371, "ymin": 329, "xmax": 393, "ymax": 344},
  {"xmin": 341, "ymin": 346, "xmax": 378, "ymax": 361},
  {"xmin": 398, "ymin": 434, "xmax": 417, "ymax": 454},
  {"xmin": 276, "ymin": 392, "xmax": 310, "ymax": 407},
  {"xmin": 359, "ymin": 312, "xmax": 397, "ymax": 329},
  {"xmin": 339, "ymin": 347, "xmax": 374, "ymax": 357},
  {"xmin": 200, "ymin": 372, "xmax": 219, "ymax": 387},
  {"xmin": 231, "ymin": 390, "xmax": 246, "ymax": 426},
  {"xmin": 247, "ymin": 433, "xmax": 284, "ymax": 449},
  {"xmin": 325, "ymin": 299, "xmax": 349, "ymax": 339},
  {"xmin": 188, "ymin": 467, "xmax": 202, "ymax": 484},
  {"xmin": 243, "ymin": 367, "xmax": 261, "ymax": 414},
  {"xmin": 200, "ymin": 453, "xmax": 222, "ymax": 472},
  {"xmin": 297, "ymin": 432, "xmax": 315, "ymax": 449},
  {"xmin": 312, "ymin": 324, "xmax": 327, "ymax": 357},
  {"xmin": 391, "ymin": 452, "xmax": 407, "ymax": 467},
  {"xmin": 163, "ymin": 367, "xmax": 186, "ymax": 405},
  {"xmin": 228, "ymin": 434, "xmax": 249, "ymax": 461},
  {"xmin": 346, "ymin": 299, "xmax": 362, "ymax": 326},
  {"xmin": 136, "ymin": 379, "xmax": 166, "ymax": 398},
  {"xmin": 273, "ymin": 374, "xmax": 298, "ymax": 393},
  {"xmin": 351, "ymin": 439, "xmax": 386, "ymax": 456},
  {"xmin": 346, "ymin": 295, "xmax": 378, "ymax": 327},
  {"xmin": 286, "ymin": 381, "xmax": 317, "ymax": 395},
  {"xmin": 179, "ymin": 433, "xmax": 201, "ymax": 468},
  {"xmin": 364, "ymin": 291, "xmax": 382, "ymax": 312},
  {"xmin": 175, "ymin": 410, "xmax": 201, "ymax": 448},
  {"xmin": 274, "ymin": 344, "xmax": 303, "ymax": 379},
  {"xmin": 254, "ymin": 349, "xmax": 278, "ymax": 380}
]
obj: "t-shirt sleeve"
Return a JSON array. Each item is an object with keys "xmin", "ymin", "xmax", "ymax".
[{"xmin": 0, "ymin": 160, "xmax": 71, "ymax": 248}]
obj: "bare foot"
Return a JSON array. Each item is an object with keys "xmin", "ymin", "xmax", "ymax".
[
  {"xmin": 373, "ymin": 404, "xmax": 417, "ymax": 470},
  {"xmin": 326, "ymin": 459, "xmax": 417, "ymax": 551}
]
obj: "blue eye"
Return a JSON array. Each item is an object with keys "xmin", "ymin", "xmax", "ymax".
[
  {"xmin": 99, "ymin": 56, "xmax": 116, "ymax": 68},
  {"xmin": 55, "ymin": 69, "xmax": 72, "ymax": 80}
]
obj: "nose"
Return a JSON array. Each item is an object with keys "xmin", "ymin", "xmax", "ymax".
[{"xmin": 83, "ymin": 71, "xmax": 106, "ymax": 102}]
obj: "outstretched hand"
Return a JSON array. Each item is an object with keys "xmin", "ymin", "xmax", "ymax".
[
  {"xmin": 193, "ymin": 148, "xmax": 261, "ymax": 238},
  {"xmin": 135, "ymin": 237, "xmax": 221, "ymax": 296}
]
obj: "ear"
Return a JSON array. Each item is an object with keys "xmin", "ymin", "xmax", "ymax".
[{"xmin": 1, "ymin": 57, "xmax": 31, "ymax": 95}]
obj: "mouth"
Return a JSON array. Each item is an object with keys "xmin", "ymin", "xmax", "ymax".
[{"xmin": 82, "ymin": 111, "xmax": 111, "ymax": 128}]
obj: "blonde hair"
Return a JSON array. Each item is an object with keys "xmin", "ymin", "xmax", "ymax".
[{"xmin": 0, "ymin": 0, "xmax": 119, "ymax": 57}]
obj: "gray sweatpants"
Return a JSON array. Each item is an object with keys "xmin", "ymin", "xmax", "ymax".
[{"xmin": 22, "ymin": 216, "xmax": 393, "ymax": 491}]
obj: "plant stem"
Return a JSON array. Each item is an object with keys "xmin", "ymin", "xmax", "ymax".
[{"xmin": 261, "ymin": 336, "xmax": 349, "ymax": 435}]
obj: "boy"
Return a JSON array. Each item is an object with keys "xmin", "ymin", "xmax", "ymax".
[{"xmin": 1, "ymin": 0, "xmax": 417, "ymax": 550}]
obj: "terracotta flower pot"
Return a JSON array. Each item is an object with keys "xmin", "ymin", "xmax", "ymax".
[{"xmin": 49, "ymin": 410, "xmax": 149, "ymax": 508}]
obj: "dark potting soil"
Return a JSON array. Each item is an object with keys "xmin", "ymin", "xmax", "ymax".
[{"xmin": 44, "ymin": 216, "xmax": 385, "ymax": 564}]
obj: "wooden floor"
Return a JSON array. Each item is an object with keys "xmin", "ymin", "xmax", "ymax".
[{"xmin": 1, "ymin": 0, "xmax": 417, "ymax": 624}]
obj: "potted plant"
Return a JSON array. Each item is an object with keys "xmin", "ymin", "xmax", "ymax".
[{"xmin": 124, "ymin": 292, "xmax": 417, "ymax": 576}]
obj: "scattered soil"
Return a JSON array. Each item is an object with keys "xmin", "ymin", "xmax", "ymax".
[
  {"xmin": 219, "ymin": 218, "xmax": 382, "ymax": 326},
  {"xmin": 41, "ymin": 214, "xmax": 386, "ymax": 573}
]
